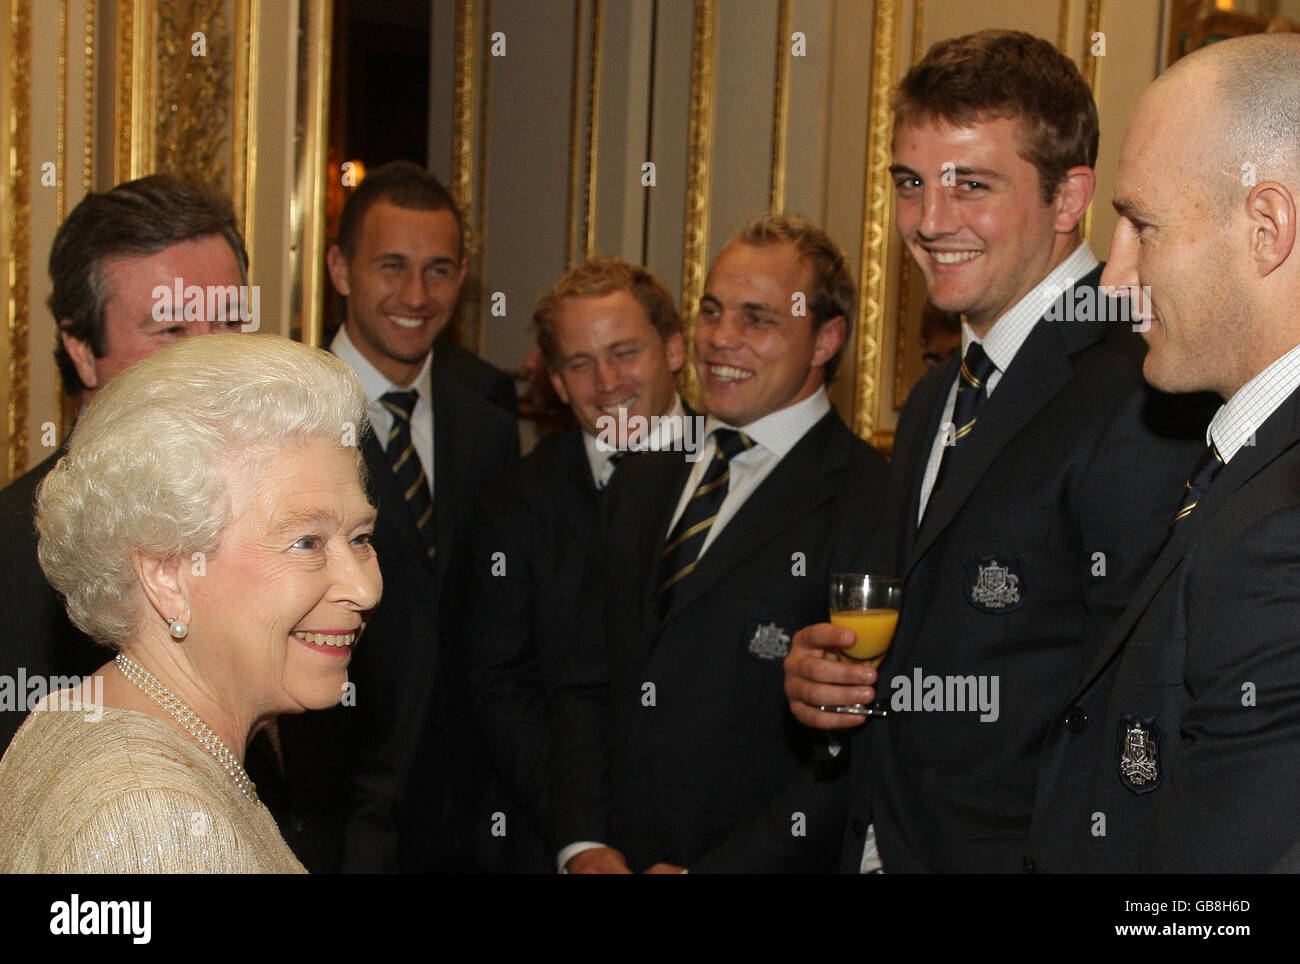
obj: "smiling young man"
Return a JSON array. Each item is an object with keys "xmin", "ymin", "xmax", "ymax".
[
  {"xmin": 0, "ymin": 175, "xmax": 251, "ymax": 754},
  {"xmin": 781, "ymin": 30, "xmax": 1211, "ymax": 873},
  {"xmin": 552, "ymin": 216, "xmax": 889, "ymax": 874},
  {"xmin": 463, "ymin": 259, "xmax": 687, "ymax": 872},
  {"xmin": 1029, "ymin": 34, "xmax": 1300, "ymax": 873},
  {"xmin": 274, "ymin": 161, "xmax": 519, "ymax": 873}
]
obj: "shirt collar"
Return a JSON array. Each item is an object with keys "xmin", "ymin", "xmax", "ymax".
[
  {"xmin": 704, "ymin": 385, "xmax": 830, "ymax": 460},
  {"xmin": 960, "ymin": 241, "xmax": 1099, "ymax": 374},
  {"xmin": 331, "ymin": 325, "xmax": 434, "ymax": 406},
  {"xmin": 582, "ymin": 395, "xmax": 687, "ymax": 486},
  {"xmin": 1208, "ymin": 342, "xmax": 1300, "ymax": 463}
]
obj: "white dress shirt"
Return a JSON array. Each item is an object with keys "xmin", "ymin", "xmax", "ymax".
[
  {"xmin": 916, "ymin": 242, "xmax": 1099, "ymax": 524},
  {"xmin": 665, "ymin": 387, "xmax": 831, "ymax": 554},
  {"xmin": 1207, "ymin": 342, "xmax": 1300, "ymax": 464},
  {"xmin": 331, "ymin": 326, "xmax": 435, "ymax": 497}
]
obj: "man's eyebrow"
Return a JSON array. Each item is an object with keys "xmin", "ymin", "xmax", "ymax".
[
  {"xmin": 887, "ymin": 163, "xmax": 1004, "ymax": 180},
  {"xmin": 1112, "ymin": 198, "xmax": 1152, "ymax": 222}
]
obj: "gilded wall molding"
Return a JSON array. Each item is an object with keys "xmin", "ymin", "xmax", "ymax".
[
  {"xmin": 83, "ymin": 0, "xmax": 93, "ymax": 193},
  {"xmin": 156, "ymin": 1, "xmax": 231, "ymax": 186},
  {"xmin": 565, "ymin": 0, "xmax": 603, "ymax": 268},
  {"xmin": 452, "ymin": 0, "xmax": 487, "ymax": 351},
  {"xmin": 295, "ymin": 0, "xmax": 331, "ymax": 347},
  {"xmin": 472, "ymin": 0, "xmax": 492, "ymax": 355},
  {"xmin": 114, "ymin": 0, "xmax": 155, "ymax": 182},
  {"xmin": 232, "ymin": 0, "xmax": 257, "ymax": 266},
  {"xmin": 1079, "ymin": 0, "xmax": 1103, "ymax": 241},
  {"xmin": 680, "ymin": 0, "xmax": 717, "ymax": 410},
  {"xmin": 854, "ymin": 0, "xmax": 899, "ymax": 445},
  {"xmin": 5, "ymin": 0, "xmax": 32, "ymax": 478},
  {"xmin": 565, "ymin": 0, "xmax": 584, "ymax": 269},
  {"xmin": 893, "ymin": 0, "xmax": 927, "ymax": 408},
  {"xmin": 1058, "ymin": 0, "xmax": 1070, "ymax": 52},
  {"xmin": 583, "ymin": 0, "xmax": 602, "ymax": 261},
  {"xmin": 58, "ymin": 0, "xmax": 67, "ymax": 223},
  {"xmin": 769, "ymin": 0, "xmax": 791, "ymax": 213}
]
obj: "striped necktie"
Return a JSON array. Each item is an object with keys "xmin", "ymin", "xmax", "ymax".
[
  {"xmin": 1171, "ymin": 441, "xmax": 1225, "ymax": 528},
  {"xmin": 924, "ymin": 342, "xmax": 998, "ymax": 518},
  {"xmin": 657, "ymin": 428, "xmax": 753, "ymax": 616},
  {"xmin": 379, "ymin": 389, "xmax": 436, "ymax": 559}
]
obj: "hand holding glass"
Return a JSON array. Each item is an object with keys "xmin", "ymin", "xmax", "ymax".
[{"xmin": 827, "ymin": 574, "xmax": 901, "ymax": 715}]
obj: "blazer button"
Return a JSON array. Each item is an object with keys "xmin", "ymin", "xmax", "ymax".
[
  {"xmin": 1023, "ymin": 855, "xmax": 1036, "ymax": 873},
  {"xmin": 850, "ymin": 818, "xmax": 867, "ymax": 838},
  {"xmin": 1064, "ymin": 707, "xmax": 1088, "ymax": 733}
]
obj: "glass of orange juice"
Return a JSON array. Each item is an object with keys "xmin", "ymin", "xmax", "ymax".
[{"xmin": 828, "ymin": 574, "xmax": 901, "ymax": 715}]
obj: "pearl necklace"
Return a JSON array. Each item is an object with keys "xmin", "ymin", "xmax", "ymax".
[{"xmin": 114, "ymin": 653, "xmax": 259, "ymax": 804}]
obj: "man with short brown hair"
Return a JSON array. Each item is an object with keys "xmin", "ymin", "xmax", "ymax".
[{"xmin": 782, "ymin": 30, "xmax": 1210, "ymax": 873}]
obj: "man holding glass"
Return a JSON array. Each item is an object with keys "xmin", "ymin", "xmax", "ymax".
[
  {"xmin": 553, "ymin": 215, "xmax": 889, "ymax": 873},
  {"xmin": 782, "ymin": 30, "xmax": 1209, "ymax": 872}
]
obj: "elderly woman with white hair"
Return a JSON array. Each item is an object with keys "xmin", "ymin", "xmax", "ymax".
[{"xmin": 0, "ymin": 334, "xmax": 381, "ymax": 872}]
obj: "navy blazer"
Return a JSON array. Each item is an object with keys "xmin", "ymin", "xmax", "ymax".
[
  {"xmin": 554, "ymin": 407, "xmax": 889, "ymax": 872},
  {"xmin": 1030, "ymin": 382, "xmax": 1300, "ymax": 872},
  {"xmin": 840, "ymin": 267, "xmax": 1212, "ymax": 872}
]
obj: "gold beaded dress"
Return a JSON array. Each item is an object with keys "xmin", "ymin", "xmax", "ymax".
[{"xmin": 0, "ymin": 691, "xmax": 305, "ymax": 873}]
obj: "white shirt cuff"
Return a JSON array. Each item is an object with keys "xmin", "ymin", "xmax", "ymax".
[{"xmin": 557, "ymin": 840, "xmax": 606, "ymax": 873}]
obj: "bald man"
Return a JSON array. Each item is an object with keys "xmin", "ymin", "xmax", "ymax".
[{"xmin": 1029, "ymin": 34, "xmax": 1300, "ymax": 873}]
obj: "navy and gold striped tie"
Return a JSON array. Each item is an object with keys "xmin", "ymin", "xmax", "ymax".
[
  {"xmin": 657, "ymin": 428, "xmax": 753, "ymax": 617},
  {"xmin": 925, "ymin": 341, "xmax": 997, "ymax": 518},
  {"xmin": 379, "ymin": 389, "xmax": 436, "ymax": 560},
  {"xmin": 1171, "ymin": 441, "xmax": 1224, "ymax": 527}
]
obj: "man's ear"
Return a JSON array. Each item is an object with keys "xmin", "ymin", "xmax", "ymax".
[
  {"xmin": 132, "ymin": 548, "xmax": 189, "ymax": 636},
  {"xmin": 60, "ymin": 329, "xmax": 99, "ymax": 392},
  {"xmin": 1053, "ymin": 166, "xmax": 1096, "ymax": 234},
  {"xmin": 664, "ymin": 331, "xmax": 686, "ymax": 375},
  {"xmin": 812, "ymin": 315, "xmax": 847, "ymax": 369},
  {"xmin": 326, "ymin": 244, "xmax": 352, "ymax": 297},
  {"xmin": 1245, "ymin": 181, "xmax": 1297, "ymax": 279}
]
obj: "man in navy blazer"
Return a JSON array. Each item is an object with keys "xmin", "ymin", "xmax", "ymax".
[
  {"xmin": 463, "ymin": 258, "xmax": 688, "ymax": 871},
  {"xmin": 1029, "ymin": 34, "xmax": 1300, "ymax": 873},
  {"xmin": 782, "ymin": 31, "xmax": 1209, "ymax": 872},
  {"xmin": 270, "ymin": 162, "xmax": 518, "ymax": 872},
  {"xmin": 554, "ymin": 215, "xmax": 889, "ymax": 873}
]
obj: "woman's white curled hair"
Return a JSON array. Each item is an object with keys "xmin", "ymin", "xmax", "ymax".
[{"xmin": 35, "ymin": 333, "xmax": 369, "ymax": 648}]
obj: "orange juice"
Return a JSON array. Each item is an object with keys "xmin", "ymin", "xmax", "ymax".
[{"xmin": 830, "ymin": 608, "xmax": 899, "ymax": 663}]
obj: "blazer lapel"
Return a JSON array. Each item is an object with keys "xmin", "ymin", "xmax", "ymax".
[
  {"xmin": 1076, "ymin": 385, "xmax": 1300, "ymax": 694},
  {"xmin": 550, "ymin": 429, "xmax": 600, "ymax": 544},
  {"xmin": 658, "ymin": 412, "xmax": 844, "ymax": 629},
  {"xmin": 430, "ymin": 374, "xmax": 462, "ymax": 587},
  {"xmin": 636, "ymin": 455, "xmax": 695, "ymax": 645},
  {"xmin": 362, "ymin": 430, "xmax": 426, "ymax": 561},
  {"xmin": 898, "ymin": 360, "xmax": 957, "ymax": 568},
  {"xmin": 910, "ymin": 311, "xmax": 1100, "ymax": 576}
]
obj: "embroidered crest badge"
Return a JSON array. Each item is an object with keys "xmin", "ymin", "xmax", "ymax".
[
  {"xmin": 745, "ymin": 620, "xmax": 793, "ymax": 662},
  {"xmin": 963, "ymin": 556, "xmax": 1026, "ymax": 613},
  {"xmin": 1117, "ymin": 713, "xmax": 1164, "ymax": 794}
]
